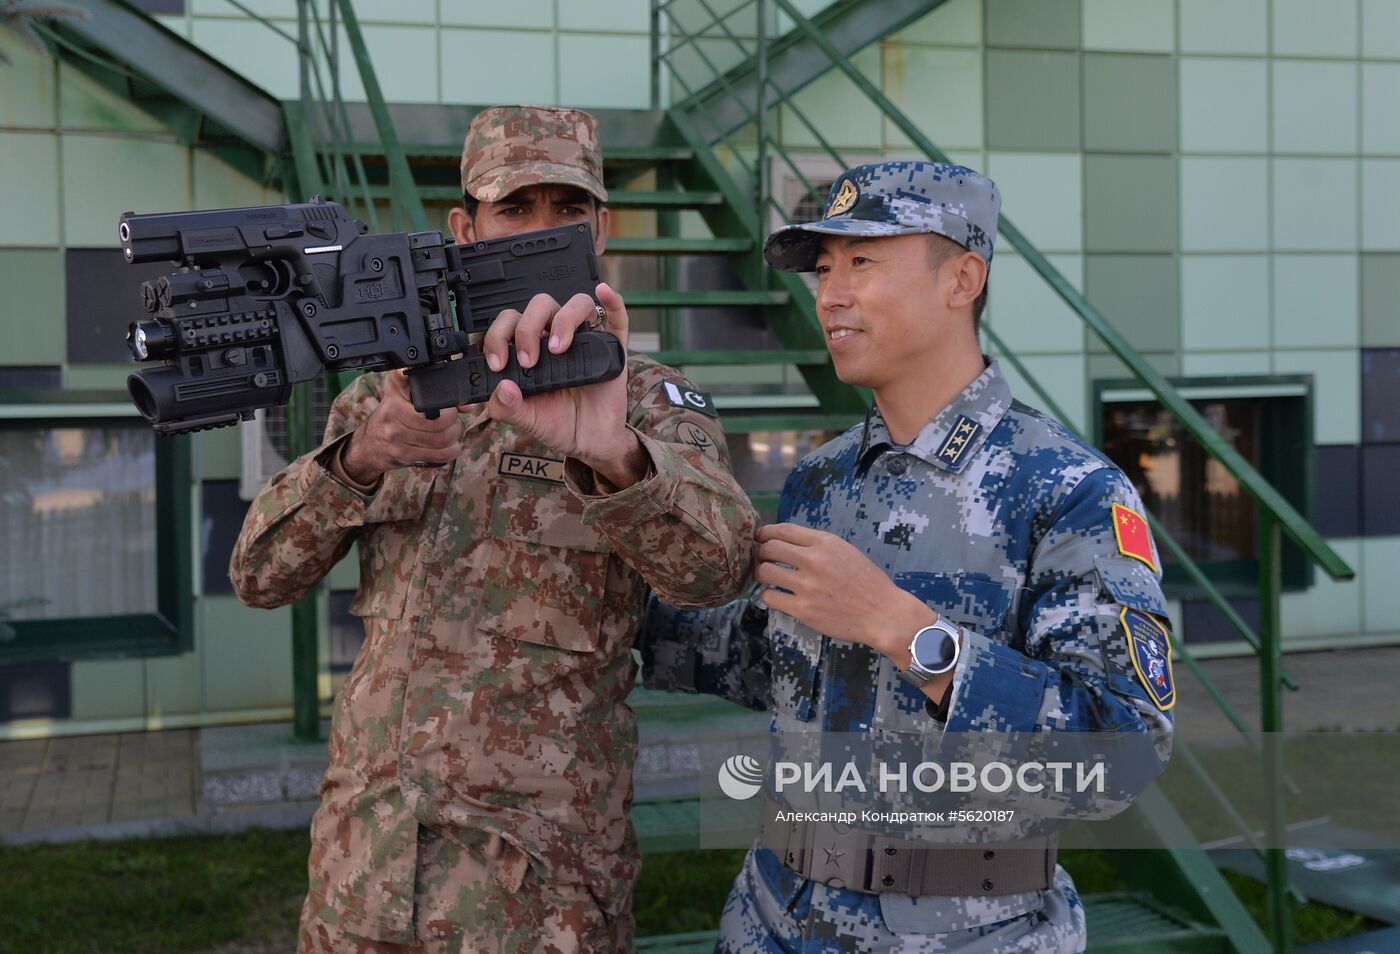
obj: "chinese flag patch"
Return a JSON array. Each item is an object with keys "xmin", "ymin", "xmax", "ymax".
[{"xmin": 1112, "ymin": 503, "xmax": 1157, "ymax": 572}]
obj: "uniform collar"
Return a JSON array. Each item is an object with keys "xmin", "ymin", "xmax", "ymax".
[{"xmin": 856, "ymin": 357, "xmax": 1012, "ymax": 474}]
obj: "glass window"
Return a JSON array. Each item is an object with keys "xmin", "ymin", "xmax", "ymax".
[
  {"xmin": 1, "ymin": 426, "xmax": 158, "ymax": 620},
  {"xmin": 1102, "ymin": 398, "xmax": 1260, "ymax": 566},
  {"xmin": 1097, "ymin": 378, "xmax": 1312, "ymax": 595},
  {"xmin": 0, "ymin": 393, "xmax": 193, "ymax": 662}
]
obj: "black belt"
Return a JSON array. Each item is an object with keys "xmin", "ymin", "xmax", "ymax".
[{"xmin": 760, "ymin": 817, "xmax": 1057, "ymax": 896}]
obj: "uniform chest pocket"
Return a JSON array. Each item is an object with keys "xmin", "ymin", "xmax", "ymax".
[
  {"xmin": 350, "ymin": 467, "xmax": 436, "ymax": 620},
  {"xmin": 475, "ymin": 476, "xmax": 616, "ymax": 654},
  {"xmin": 872, "ymin": 571, "xmax": 1013, "ymax": 734}
]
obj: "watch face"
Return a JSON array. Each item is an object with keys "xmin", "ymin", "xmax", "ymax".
[{"xmin": 913, "ymin": 626, "xmax": 955, "ymax": 672}]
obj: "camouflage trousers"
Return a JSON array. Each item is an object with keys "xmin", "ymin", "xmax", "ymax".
[
  {"xmin": 715, "ymin": 845, "xmax": 1085, "ymax": 954},
  {"xmin": 299, "ymin": 826, "xmax": 634, "ymax": 953}
]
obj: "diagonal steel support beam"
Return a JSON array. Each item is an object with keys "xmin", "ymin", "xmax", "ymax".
[
  {"xmin": 678, "ymin": 0, "xmax": 950, "ymax": 143},
  {"xmin": 54, "ymin": 0, "xmax": 285, "ymax": 154}
]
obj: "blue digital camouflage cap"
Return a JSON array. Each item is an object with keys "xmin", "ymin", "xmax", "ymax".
[{"xmin": 763, "ymin": 160, "xmax": 1001, "ymax": 272}]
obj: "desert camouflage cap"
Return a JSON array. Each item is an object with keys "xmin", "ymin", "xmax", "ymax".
[
  {"xmin": 763, "ymin": 160, "xmax": 1000, "ymax": 272},
  {"xmin": 461, "ymin": 105, "xmax": 609, "ymax": 204}
]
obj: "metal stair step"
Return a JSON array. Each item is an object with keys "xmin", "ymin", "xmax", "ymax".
[
  {"xmin": 1083, "ymin": 893, "xmax": 1230, "ymax": 953},
  {"xmin": 608, "ymin": 237, "xmax": 752, "ymax": 254},
  {"xmin": 607, "ymin": 190, "xmax": 724, "ymax": 208},
  {"xmin": 365, "ymin": 186, "xmax": 723, "ymax": 208},
  {"xmin": 344, "ymin": 144, "xmax": 690, "ymax": 164},
  {"xmin": 717, "ymin": 412, "xmax": 862, "ymax": 434},
  {"xmin": 636, "ymin": 932, "xmax": 717, "ymax": 953},
  {"xmin": 625, "ymin": 290, "xmax": 788, "ymax": 307},
  {"xmin": 604, "ymin": 146, "xmax": 695, "ymax": 163},
  {"xmin": 644, "ymin": 349, "xmax": 828, "ymax": 366}
]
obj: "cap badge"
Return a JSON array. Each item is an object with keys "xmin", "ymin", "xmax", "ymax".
[{"xmin": 825, "ymin": 179, "xmax": 859, "ymax": 218}]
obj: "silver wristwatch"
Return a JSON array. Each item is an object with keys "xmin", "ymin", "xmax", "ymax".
[{"xmin": 898, "ymin": 617, "xmax": 961, "ymax": 688}]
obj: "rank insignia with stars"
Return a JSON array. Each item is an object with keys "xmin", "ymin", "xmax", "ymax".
[
  {"xmin": 935, "ymin": 415, "xmax": 981, "ymax": 466},
  {"xmin": 1122, "ymin": 607, "xmax": 1175, "ymax": 711}
]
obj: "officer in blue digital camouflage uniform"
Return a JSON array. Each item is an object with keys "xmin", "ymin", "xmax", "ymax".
[{"xmin": 638, "ymin": 161, "xmax": 1176, "ymax": 952}]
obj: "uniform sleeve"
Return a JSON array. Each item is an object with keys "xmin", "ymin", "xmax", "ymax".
[
  {"xmin": 563, "ymin": 359, "xmax": 758, "ymax": 609},
  {"xmin": 934, "ymin": 466, "xmax": 1174, "ymax": 819},
  {"xmin": 229, "ymin": 373, "xmax": 427, "ymax": 608},
  {"xmin": 637, "ymin": 592, "xmax": 771, "ymax": 711}
]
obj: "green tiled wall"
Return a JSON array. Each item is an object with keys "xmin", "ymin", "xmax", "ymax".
[
  {"xmin": 1273, "ymin": 0, "xmax": 1356, "ymax": 57},
  {"xmin": 1272, "ymin": 158, "xmax": 1357, "ymax": 251},
  {"xmin": 1180, "ymin": 0, "xmax": 1268, "ymax": 55},
  {"xmin": 1362, "ymin": 160, "xmax": 1400, "ymax": 249},
  {"xmin": 985, "ymin": 153, "xmax": 1081, "ymax": 252},
  {"xmin": 985, "ymin": 0, "xmax": 1079, "ymax": 49},
  {"xmin": 200, "ymin": 597, "xmax": 293, "ymax": 712},
  {"xmin": 1084, "ymin": 155, "xmax": 1178, "ymax": 253},
  {"xmin": 0, "ymin": 250, "xmax": 63, "ymax": 363},
  {"xmin": 883, "ymin": 47, "xmax": 983, "ymax": 151},
  {"xmin": 985, "ymin": 50, "xmax": 1080, "ymax": 150},
  {"xmin": 1272, "ymin": 61, "xmax": 1357, "ymax": 154},
  {"xmin": 1179, "ymin": 59, "xmax": 1268, "ymax": 153},
  {"xmin": 984, "ymin": 253, "xmax": 1084, "ymax": 354},
  {"xmin": 1081, "ymin": 0, "xmax": 1174, "ymax": 53},
  {"xmin": 1085, "ymin": 255, "xmax": 1181, "ymax": 353},
  {"xmin": 1179, "ymin": 157, "xmax": 1269, "ymax": 252},
  {"xmin": 1082, "ymin": 53, "xmax": 1175, "ymax": 152},
  {"xmin": 1273, "ymin": 256, "xmax": 1359, "ymax": 349},
  {"xmin": 1361, "ymin": 254, "xmax": 1400, "ymax": 347},
  {"xmin": 62, "ymin": 135, "xmax": 192, "ymax": 247},
  {"xmin": 890, "ymin": 0, "xmax": 981, "ymax": 46},
  {"xmin": 1179, "ymin": 256, "xmax": 1271, "ymax": 351},
  {"xmin": 0, "ymin": 133, "xmax": 60, "ymax": 247},
  {"xmin": 1362, "ymin": 0, "xmax": 1400, "ymax": 57},
  {"xmin": 0, "ymin": 31, "xmax": 56, "ymax": 127}
]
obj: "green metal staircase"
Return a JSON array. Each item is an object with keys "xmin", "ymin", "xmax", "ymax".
[{"xmin": 33, "ymin": 1, "xmax": 1360, "ymax": 951}]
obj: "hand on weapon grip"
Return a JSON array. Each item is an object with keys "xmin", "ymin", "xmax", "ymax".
[
  {"xmin": 342, "ymin": 369, "xmax": 464, "ymax": 484},
  {"xmin": 481, "ymin": 284, "xmax": 643, "ymax": 487}
]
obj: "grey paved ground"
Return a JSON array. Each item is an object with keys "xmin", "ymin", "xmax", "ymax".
[
  {"xmin": 1174, "ymin": 645, "xmax": 1400, "ymax": 743},
  {"xmin": 0, "ymin": 645, "xmax": 1396, "ymax": 843}
]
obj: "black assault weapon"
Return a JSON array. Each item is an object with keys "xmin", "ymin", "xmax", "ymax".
[{"xmin": 120, "ymin": 197, "xmax": 624, "ymax": 435}]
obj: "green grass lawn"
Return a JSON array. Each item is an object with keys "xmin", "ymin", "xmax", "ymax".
[{"xmin": 0, "ymin": 832, "xmax": 1383, "ymax": 952}]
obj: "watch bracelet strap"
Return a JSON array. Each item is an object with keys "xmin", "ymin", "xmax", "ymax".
[{"xmin": 759, "ymin": 817, "xmax": 1056, "ymax": 896}]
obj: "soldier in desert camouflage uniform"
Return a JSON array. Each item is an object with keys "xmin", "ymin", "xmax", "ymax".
[
  {"xmin": 640, "ymin": 162, "xmax": 1175, "ymax": 952},
  {"xmin": 230, "ymin": 105, "xmax": 757, "ymax": 953}
]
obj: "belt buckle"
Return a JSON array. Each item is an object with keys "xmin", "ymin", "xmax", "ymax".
[{"xmin": 807, "ymin": 826, "xmax": 866, "ymax": 892}]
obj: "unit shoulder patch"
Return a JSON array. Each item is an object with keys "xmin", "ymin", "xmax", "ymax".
[
  {"xmin": 660, "ymin": 381, "xmax": 719, "ymax": 418},
  {"xmin": 674, "ymin": 420, "xmax": 720, "ymax": 460},
  {"xmin": 1122, "ymin": 607, "xmax": 1174, "ymax": 711}
]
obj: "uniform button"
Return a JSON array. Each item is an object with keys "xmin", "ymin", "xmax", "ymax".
[
  {"xmin": 984, "ymin": 850, "xmax": 995, "ymax": 860},
  {"xmin": 887, "ymin": 457, "xmax": 907, "ymax": 475},
  {"xmin": 884, "ymin": 847, "xmax": 897, "ymax": 856},
  {"xmin": 882, "ymin": 875, "xmax": 895, "ymax": 887},
  {"xmin": 982, "ymin": 879, "xmax": 994, "ymax": 891}
]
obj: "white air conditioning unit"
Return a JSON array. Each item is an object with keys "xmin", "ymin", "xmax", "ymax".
[{"xmin": 239, "ymin": 376, "xmax": 337, "ymax": 501}]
